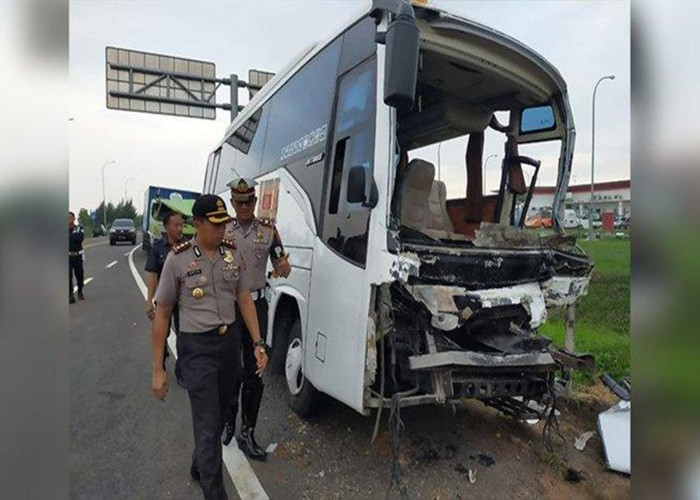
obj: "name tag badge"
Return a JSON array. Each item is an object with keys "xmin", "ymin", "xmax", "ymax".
[{"xmin": 186, "ymin": 269, "xmax": 202, "ymax": 277}]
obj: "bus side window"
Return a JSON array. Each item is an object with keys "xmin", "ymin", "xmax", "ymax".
[{"xmin": 323, "ymin": 57, "xmax": 376, "ymax": 266}]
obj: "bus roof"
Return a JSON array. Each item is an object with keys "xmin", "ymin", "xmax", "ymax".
[{"xmin": 215, "ymin": 2, "xmax": 569, "ymax": 151}]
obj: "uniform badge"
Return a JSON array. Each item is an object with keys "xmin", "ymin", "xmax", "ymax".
[
  {"xmin": 192, "ymin": 287, "xmax": 204, "ymax": 299},
  {"xmin": 188, "ymin": 261, "xmax": 197, "ymax": 269},
  {"xmin": 199, "ymin": 276, "xmax": 207, "ymax": 284},
  {"xmin": 224, "ymin": 250, "xmax": 234, "ymax": 263}
]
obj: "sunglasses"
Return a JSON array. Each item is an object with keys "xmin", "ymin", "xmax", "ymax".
[{"xmin": 232, "ymin": 198, "xmax": 255, "ymax": 207}]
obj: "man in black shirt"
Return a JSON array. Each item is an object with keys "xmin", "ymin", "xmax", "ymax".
[
  {"xmin": 69, "ymin": 211, "xmax": 85, "ymax": 304},
  {"xmin": 145, "ymin": 211, "xmax": 184, "ymax": 381}
]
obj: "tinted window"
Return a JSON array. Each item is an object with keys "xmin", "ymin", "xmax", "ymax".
[
  {"xmin": 214, "ymin": 104, "xmax": 270, "ymax": 194},
  {"xmin": 339, "ymin": 17, "xmax": 376, "ymax": 74},
  {"xmin": 261, "ymin": 39, "xmax": 341, "ymax": 171},
  {"xmin": 113, "ymin": 219, "xmax": 134, "ymax": 228},
  {"xmin": 322, "ymin": 57, "xmax": 376, "ymax": 266}
]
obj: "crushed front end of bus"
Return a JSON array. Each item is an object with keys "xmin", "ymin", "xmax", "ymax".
[{"xmin": 364, "ymin": 3, "xmax": 594, "ymax": 421}]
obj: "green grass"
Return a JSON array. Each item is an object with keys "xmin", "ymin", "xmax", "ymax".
[{"xmin": 539, "ymin": 238, "xmax": 630, "ymax": 381}]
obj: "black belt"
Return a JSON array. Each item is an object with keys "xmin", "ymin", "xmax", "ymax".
[
  {"xmin": 180, "ymin": 323, "xmax": 235, "ymax": 337},
  {"xmin": 69, "ymin": 251, "xmax": 83, "ymax": 257}
]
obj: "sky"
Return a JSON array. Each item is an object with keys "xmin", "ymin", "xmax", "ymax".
[{"xmin": 69, "ymin": 0, "xmax": 630, "ymax": 213}]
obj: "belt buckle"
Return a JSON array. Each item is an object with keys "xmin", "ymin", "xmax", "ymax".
[{"xmin": 218, "ymin": 325, "xmax": 228, "ymax": 336}]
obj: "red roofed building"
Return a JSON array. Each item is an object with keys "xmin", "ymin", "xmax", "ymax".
[{"xmin": 528, "ymin": 179, "xmax": 631, "ymax": 218}]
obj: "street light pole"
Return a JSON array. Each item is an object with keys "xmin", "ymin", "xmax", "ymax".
[
  {"xmin": 483, "ymin": 153, "xmax": 498, "ymax": 193},
  {"xmin": 124, "ymin": 177, "xmax": 135, "ymax": 202},
  {"xmin": 102, "ymin": 160, "xmax": 116, "ymax": 228},
  {"xmin": 589, "ymin": 75, "xmax": 615, "ymax": 241}
]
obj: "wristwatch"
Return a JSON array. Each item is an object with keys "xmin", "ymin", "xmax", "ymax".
[{"xmin": 254, "ymin": 339, "xmax": 267, "ymax": 352}]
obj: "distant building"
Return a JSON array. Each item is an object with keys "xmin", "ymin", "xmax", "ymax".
[{"xmin": 528, "ymin": 179, "xmax": 630, "ymax": 217}]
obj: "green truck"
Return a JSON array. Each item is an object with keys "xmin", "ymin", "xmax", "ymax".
[{"xmin": 141, "ymin": 186, "xmax": 200, "ymax": 251}]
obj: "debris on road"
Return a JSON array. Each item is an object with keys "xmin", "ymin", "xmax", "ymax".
[
  {"xmin": 468, "ymin": 469, "xmax": 476, "ymax": 484},
  {"xmin": 265, "ymin": 442, "xmax": 278, "ymax": 454},
  {"xmin": 574, "ymin": 431, "xmax": 595, "ymax": 451}
]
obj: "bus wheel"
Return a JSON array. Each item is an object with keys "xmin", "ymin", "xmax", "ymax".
[{"xmin": 285, "ymin": 318, "xmax": 317, "ymax": 418}]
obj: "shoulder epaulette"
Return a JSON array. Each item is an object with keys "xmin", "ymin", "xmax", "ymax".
[
  {"xmin": 258, "ymin": 217, "xmax": 275, "ymax": 228},
  {"xmin": 173, "ymin": 241, "xmax": 192, "ymax": 254},
  {"xmin": 230, "ymin": 217, "xmax": 239, "ymax": 227},
  {"xmin": 221, "ymin": 238, "xmax": 237, "ymax": 249}
]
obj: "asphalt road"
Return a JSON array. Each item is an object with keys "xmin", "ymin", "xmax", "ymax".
[{"xmin": 70, "ymin": 235, "xmax": 630, "ymax": 499}]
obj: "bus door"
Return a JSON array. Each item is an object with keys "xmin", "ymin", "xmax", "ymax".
[{"xmin": 305, "ymin": 57, "xmax": 377, "ymax": 412}]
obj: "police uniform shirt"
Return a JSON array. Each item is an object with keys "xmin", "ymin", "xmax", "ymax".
[
  {"xmin": 145, "ymin": 237, "xmax": 179, "ymax": 279},
  {"xmin": 225, "ymin": 217, "xmax": 285, "ymax": 292},
  {"xmin": 154, "ymin": 238, "xmax": 247, "ymax": 333},
  {"xmin": 69, "ymin": 225, "xmax": 84, "ymax": 253}
]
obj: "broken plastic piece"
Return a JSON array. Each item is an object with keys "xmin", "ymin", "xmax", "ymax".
[
  {"xmin": 574, "ymin": 431, "xmax": 595, "ymax": 451},
  {"xmin": 265, "ymin": 442, "xmax": 278, "ymax": 454},
  {"xmin": 468, "ymin": 469, "xmax": 476, "ymax": 483},
  {"xmin": 598, "ymin": 401, "xmax": 631, "ymax": 474}
]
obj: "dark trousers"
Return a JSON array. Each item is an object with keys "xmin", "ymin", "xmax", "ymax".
[
  {"xmin": 177, "ymin": 327, "xmax": 242, "ymax": 500},
  {"xmin": 69, "ymin": 256, "xmax": 84, "ymax": 294},
  {"xmin": 226, "ymin": 298, "xmax": 268, "ymax": 429},
  {"xmin": 162, "ymin": 305, "xmax": 180, "ymax": 370}
]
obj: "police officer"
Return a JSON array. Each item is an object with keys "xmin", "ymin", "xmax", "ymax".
[
  {"xmin": 151, "ymin": 194, "xmax": 268, "ymax": 500},
  {"xmin": 69, "ymin": 211, "xmax": 85, "ymax": 304},
  {"xmin": 145, "ymin": 210, "xmax": 184, "ymax": 383},
  {"xmin": 220, "ymin": 177, "xmax": 291, "ymax": 460}
]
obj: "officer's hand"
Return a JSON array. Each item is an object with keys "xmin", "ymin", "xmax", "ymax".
[
  {"xmin": 274, "ymin": 255, "xmax": 291, "ymax": 278},
  {"xmin": 254, "ymin": 346, "xmax": 268, "ymax": 376},
  {"xmin": 152, "ymin": 368, "xmax": 168, "ymax": 401},
  {"xmin": 146, "ymin": 301, "xmax": 155, "ymax": 321}
]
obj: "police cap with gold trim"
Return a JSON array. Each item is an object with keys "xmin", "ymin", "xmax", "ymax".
[
  {"xmin": 192, "ymin": 194, "xmax": 232, "ymax": 224},
  {"xmin": 227, "ymin": 177, "xmax": 257, "ymax": 202}
]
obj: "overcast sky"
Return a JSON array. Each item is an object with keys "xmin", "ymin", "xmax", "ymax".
[{"xmin": 69, "ymin": 0, "xmax": 630, "ymax": 213}]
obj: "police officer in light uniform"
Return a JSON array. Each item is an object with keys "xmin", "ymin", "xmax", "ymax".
[
  {"xmin": 151, "ymin": 194, "xmax": 268, "ymax": 500},
  {"xmin": 220, "ymin": 178, "xmax": 291, "ymax": 460}
]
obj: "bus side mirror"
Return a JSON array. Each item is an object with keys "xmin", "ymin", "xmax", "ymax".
[
  {"xmin": 382, "ymin": 7, "xmax": 420, "ymax": 109},
  {"xmin": 347, "ymin": 166, "xmax": 379, "ymax": 209}
]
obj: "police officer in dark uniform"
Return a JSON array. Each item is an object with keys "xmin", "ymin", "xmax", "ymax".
[
  {"xmin": 220, "ymin": 178, "xmax": 291, "ymax": 461},
  {"xmin": 145, "ymin": 210, "xmax": 185, "ymax": 383},
  {"xmin": 69, "ymin": 211, "xmax": 85, "ymax": 304},
  {"xmin": 151, "ymin": 194, "xmax": 268, "ymax": 500}
]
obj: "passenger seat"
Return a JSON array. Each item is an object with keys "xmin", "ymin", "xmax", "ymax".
[{"xmin": 428, "ymin": 180, "xmax": 455, "ymax": 233}]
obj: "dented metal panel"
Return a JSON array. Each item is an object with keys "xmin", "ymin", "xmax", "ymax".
[
  {"xmin": 541, "ymin": 276, "xmax": 590, "ymax": 307},
  {"xmin": 409, "ymin": 351, "xmax": 556, "ymax": 371}
]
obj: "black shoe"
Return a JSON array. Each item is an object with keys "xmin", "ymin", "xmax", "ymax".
[
  {"xmin": 237, "ymin": 426, "xmax": 267, "ymax": 461},
  {"xmin": 221, "ymin": 420, "xmax": 235, "ymax": 446},
  {"xmin": 190, "ymin": 462, "xmax": 200, "ymax": 482},
  {"xmin": 78, "ymin": 291, "xmax": 84, "ymax": 300},
  {"xmin": 69, "ymin": 294, "xmax": 76, "ymax": 304}
]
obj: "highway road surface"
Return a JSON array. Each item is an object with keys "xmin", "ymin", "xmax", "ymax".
[{"xmin": 69, "ymin": 234, "xmax": 630, "ymax": 499}]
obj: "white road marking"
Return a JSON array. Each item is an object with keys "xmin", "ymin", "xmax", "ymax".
[
  {"xmin": 106, "ymin": 260, "xmax": 118, "ymax": 269},
  {"xmin": 124, "ymin": 251, "xmax": 131, "ymax": 257},
  {"xmin": 127, "ymin": 244, "xmax": 269, "ymax": 500},
  {"xmin": 73, "ymin": 277, "xmax": 94, "ymax": 294}
]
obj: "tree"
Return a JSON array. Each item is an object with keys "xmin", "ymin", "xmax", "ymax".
[{"xmin": 77, "ymin": 208, "xmax": 93, "ymax": 237}]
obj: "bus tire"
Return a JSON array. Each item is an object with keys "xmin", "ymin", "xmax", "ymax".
[{"xmin": 285, "ymin": 318, "xmax": 317, "ymax": 418}]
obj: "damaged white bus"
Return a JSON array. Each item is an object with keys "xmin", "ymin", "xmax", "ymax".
[{"xmin": 203, "ymin": 0, "xmax": 593, "ymax": 422}]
